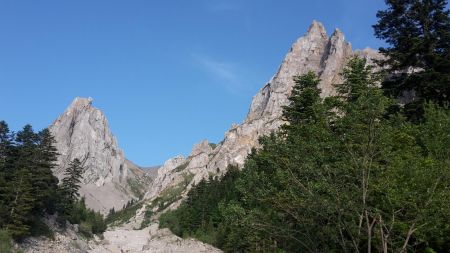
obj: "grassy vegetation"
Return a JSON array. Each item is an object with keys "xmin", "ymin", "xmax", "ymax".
[
  {"xmin": 139, "ymin": 207, "xmax": 153, "ymax": 229},
  {"xmin": 181, "ymin": 172, "xmax": 194, "ymax": 186},
  {"xmin": 106, "ymin": 202, "xmax": 143, "ymax": 226},
  {"xmin": 173, "ymin": 162, "xmax": 189, "ymax": 173},
  {"xmin": 127, "ymin": 178, "xmax": 146, "ymax": 199},
  {"xmin": 153, "ymin": 173, "xmax": 194, "ymax": 211},
  {"xmin": 138, "ymin": 172, "xmax": 195, "ymax": 229},
  {"xmin": 61, "ymin": 199, "xmax": 107, "ymax": 238},
  {"xmin": 151, "ymin": 185, "xmax": 184, "ymax": 212}
]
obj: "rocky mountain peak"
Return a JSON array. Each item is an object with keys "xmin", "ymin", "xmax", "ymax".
[
  {"xmin": 69, "ymin": 96, "xmax": 93, "ymax": 108},
  {"xmin": 51, "ymin": 97, "xmax": 124, "ymax": 185},
  {"xmin": 306, "ymin": 20, "xmax": 327, "ymax": 40},
  {"xmin": 144, "ymin": 20, "xmax": 383, "ymax": 207},
  {"xmin": 50, "ymin": 97, "xmax": 149, "ymax": 213}
]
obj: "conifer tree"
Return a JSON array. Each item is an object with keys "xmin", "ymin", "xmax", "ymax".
[
  {"xmin": 0, "ymin": 121, "xmax": 13, "ymax": 229},
  {"xmin": 34, "ymin": 129, "xmax": 59, "ymax": 213},
  {"xmin": 282, "ymin": 71, "xmax": 322, "ymax": 127},
  {"xmin": 0, "ymin": 121, "xmax": 12, "ymax": 167},
  {"xmin": 61, "ymin": 158, "xmax": 83, "ymax": 205},
  {"xmin": 373, "ymin": 0, "xmax": 450, "ymax": 119},
  {"xmin": 6, "ymin": 168, "xmax": 35, "ymax": 238}
]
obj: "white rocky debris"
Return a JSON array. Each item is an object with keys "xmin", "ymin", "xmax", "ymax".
[
  {"xmin": 20, "ymin": 218, "xmax": 221, "ymax": 253},
  {"xmin": 90, "ymin": 224, "xmax": 222, "ymax": 253},
  {"xmin": 49, "ymin": 97, "xmax": 149, "ymax": 213}
]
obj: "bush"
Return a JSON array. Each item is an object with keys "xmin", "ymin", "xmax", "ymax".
[
  {"xmin": 88, "ymin": 212, "xmax": 107, "ymax": 235},
  {"xmin": 78, "ymin": 222, "xmax": 93, "ymax": 238},
  {"xmin": 106, "ymin": 202, "xmax": 142, "ymax": 225},
  {"xmin": 62, "ymin": 198, "xmax": 106, "ymax": 237},
  {"xmin": 139, "ymin": 208, "xmax": 153, "ymax": 229},
  {"xmin": 0, "ymin": 229, "xmax": 12, "ymax": 253},
  {"xmin": 29, "ymin": 218, "xmax": 54, "ymax": 239}
]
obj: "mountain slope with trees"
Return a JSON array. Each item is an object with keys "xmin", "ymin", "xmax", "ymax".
[
  {"xmin": 0, "ymin": 122, "xmax": 106, "ymax": 252},
  {"xmin": 160, "ymin": 57, "xmax": 450, "ymax": 252},
  {"xmin": 160, "ymin": 2, "xmax": 450, "ymax": 252}
]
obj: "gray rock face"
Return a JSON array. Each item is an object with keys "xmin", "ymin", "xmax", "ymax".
[
  {"xmin": 145, "ymin": 21, "xmax": 382, "ymax": 203},
  {"xmin": 50, "ymin": 97, "xmax": 149, "ymax": 213}
]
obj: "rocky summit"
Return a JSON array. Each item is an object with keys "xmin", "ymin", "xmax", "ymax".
[
  {"xmin": 49, "ymin": 97, "xmax": 150, "ymax": 213},
  {"xmin": 144, "ymin": 21, "xmax": 382, "ymax": 206}
]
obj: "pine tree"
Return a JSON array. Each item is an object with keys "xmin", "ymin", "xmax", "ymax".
[
  {"xmin": 6, "ymin": 168, "xmax": 35, "ymax": 238},
  {"xmin": 34, "ymin": 129, "xmax": 59, "ymax": 213},
  {"xmin": 0, "ymin": 121, "xmax": 13, "ymax": 229},
  {"xmin": 0, "ymin": 121, "xmax": 12, "ymax": 167},
  {"xmin": 1, "ymin": 125, "xmax": 40, "ymax": 238},
  {"xmin": 282, "ymin": 71, "xmax": 322, "ymax": 127},
  {"xmin": 373, "ymin": 0, "xmax": 450, "ymax": 119},
  {"xmin": 61, "ymin": 159, "xmax": 83, "ymax": 206}
]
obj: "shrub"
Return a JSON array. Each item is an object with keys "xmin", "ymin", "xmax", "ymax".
[
  {"xmin": 78, "ymin": 222, "xmax": 93, "ymax": 238},
  {"xmin": 0, "ymin": 229, "xmax": 12, "ymax": 253}
]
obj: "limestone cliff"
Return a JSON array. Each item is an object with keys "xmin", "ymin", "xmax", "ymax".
[{"xmin": 50, "ymin": 97, "xmax": 150, "ymax": 213}]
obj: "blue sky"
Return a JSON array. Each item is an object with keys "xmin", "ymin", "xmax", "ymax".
[{"xmin": 0, "ymin": 0, "xmax": 387, "ymax": 166}]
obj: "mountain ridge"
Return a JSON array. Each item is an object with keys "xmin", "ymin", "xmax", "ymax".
[{"xmin": 143, "ymin": 21, "xmax": 382, "ymax": 207}]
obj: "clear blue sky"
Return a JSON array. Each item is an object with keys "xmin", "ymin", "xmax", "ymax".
[{"xmin": 0, "ymin": 0, "xmax": 387, "ymax": 166}]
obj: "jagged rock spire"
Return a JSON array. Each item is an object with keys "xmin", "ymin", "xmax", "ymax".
[
  {"xmin": 50, "ymin": 97, "xmax": 144, "ymax": 213},
  {"xmin": 306, "ymin": 20, "xmax": 327, "ymax": 39},
  {"xmin": 144, "ymin": 20, "xmax": 383, "ymax": 205}
]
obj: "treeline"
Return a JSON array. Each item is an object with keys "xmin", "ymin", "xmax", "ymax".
[
  {"xmin": 160, "ymin": 59, "xmax": 450, "ymax": 252},
  {"xmin": 0, "ymin": 122, "xmax": 106, "ymax": 244},
  {"xmin": 159, "ymin": 1, "xmax": 450, "ymax": 252},
  {"xmin": 160, "ymin": 166, "xmax": 241, "ymax": 244}
]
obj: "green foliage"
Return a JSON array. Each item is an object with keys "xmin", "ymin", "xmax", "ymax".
[
  {"xmin": 159, "ymin": 166, "xmax": 242, "ymax": 247},
  {"xmin": 160, "ymin": 58, "xmax": 450, "ymax": 252},
  {"xmin": 0, "ymin": 122, "xmax": 106, "ymax": 241},
  {"xmin": 127, "ymin": 178, "xmax": 146, "ymax": 199},
  {"xmin": 174, "ymin": 162, "xmax": 189, "ymax": 173},
  {"xmin": 61, "ymin": 198, "xmax": 107, "ymax": 237},
  {"xmin": 106, "ymin": 201, "xmax": 142, "ymax": 226},
  {"xmin": 0, "ymin": 123, "xmax": 60, "ymax": 239},
  {"xmin": 153, "ymin": 186, "xmax": 183, "ymax": 212},
  {"xmin": 78, "ymin": 222, "xmax": 93, "ymax": 238},
  {"xmin": 150, "ymin": 175, "xmax": 193, "ymax": 213},
  {"xmin": 374, "ymin": 0, "xmax": 450, "ymax": 120},
  {"xmin": 139, "ymin": 207, "xmax": 153, "ymax": 229},
  {"xmin": 60, "ymin": 158, "xmax": 83, "ymax": 204},
  {"xmin": 0, "ymin": 229, "xmax": 13, "ymax": 253},
  {"xmin": 28, "ymin": 217, "xmax": 54, "ymax": 239}
]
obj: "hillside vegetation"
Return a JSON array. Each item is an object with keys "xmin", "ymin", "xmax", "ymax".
[
  {"xmin": 160, "ymin": 58, "xmax": 450, "ymax": 252},
  {"xmin": 0, "ymin": 124, "xmax": 106, "ymax": 251},
  {"xmin": 160, "ymin": 1, "xmax": 450, "ymax": 251}
]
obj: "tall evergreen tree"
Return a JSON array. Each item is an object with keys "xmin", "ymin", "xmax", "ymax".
[
  {"xmin": 282, "ymin": 71, "xmax": 323, "ymax": 127},
  {"xmin": 34, "ymin": 129, "xmax": 59, "ymax": 213},
  {"xmin": 0, "ymin": 121, "xmax": 13, "ymax": 229},
  {"xmin": 373, "ymin": 0, "xmax": 450, "ymax": 119},
  {"xmin": 5, "ymin": 168, "xmax": 35, "ymax": 238},
  {"xmin": 13, "ymin": 125, "xmax": 39, "ymax": 181},
  {"xmin": 0, "ymin": 121, "xmax": 12, "ymax": 166},
  {"xmin": 61, "ymin": 158, "xmax": 83, "ymax": 205}
]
